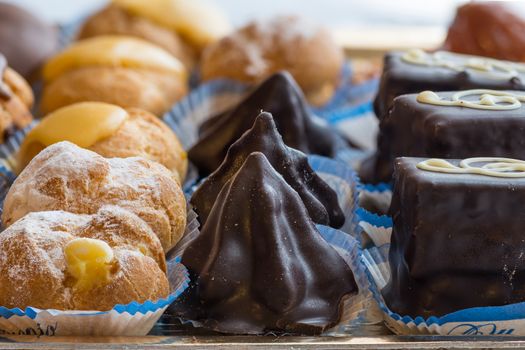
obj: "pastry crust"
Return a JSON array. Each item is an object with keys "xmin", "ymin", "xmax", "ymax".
[
  {"xmin": 40, "ymin": 66, "xmax": 187, "ymax": 116},
  {"xmin": 78, "ymin": 5, "xmax": 195, "ymax": 69},
  {"xmin": 90, "ymin": 108, "xmax": 187, "ymax": 182},
  {"xmin": 0, "ymin": 209, "xmax": 169, "ymax": 311},
  {"xmin": 3, "ymin": 141, "xmax": 186, "ymax": 252},
  {"xmin": 200, "ymin": 16, "xmax": 344, "ymax": 106}
]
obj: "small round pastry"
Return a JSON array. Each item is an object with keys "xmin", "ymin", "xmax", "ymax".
[
  {"xmin": 3, "ymin": 141, "xmax": 187, "ymax": 252},
  {"xmin": 443, "ymin": 2, "xmax": 525, "ymax": 62},
  {"xmin": 0, "ymin": 54, "xmax": 34, "ymax": 142},
  {"xmin": 18, "ymin": 102, "xmax": 187, "ymax": 182},
  {"xmin": 0, "ymin": 209, "xmax": 169, "ymax": 311},
  {"xmin": 78, "ymin": 0, "xmax": 230, "ymax": 61},
  {"xmin": 41, "ymin": 35, "xmax": 188, "ymax": 116},
  {"xmin": 200, "ymin": 16, "xmax": 344, "ymax": 106},
  {"xmin": 0, "ymin": 2, "xmax": 59, "ymax": 80}
]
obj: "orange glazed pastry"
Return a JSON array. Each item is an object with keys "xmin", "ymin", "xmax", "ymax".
[
  {"xmin": 41, "ymin": 36, "xmax": 188, "ymax": 116},
  {"xmin": 18, "ymin": 102, "xmax": 187, "ymax": 182},
  {"xmin": 3, "ymin": 141, "xmax": 186, "ymax": 252}
]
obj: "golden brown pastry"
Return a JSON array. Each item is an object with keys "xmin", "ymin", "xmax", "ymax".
[
  {"xmin": 40, "ymin": 35, "xmax": 188, "ymax": 116},
  {"xmin": 200, "ymin": 16, "xmax": 344, "ymax": 106},
  {"xmin": 78, "ymin": 0, "xmax": 230, "ymax": 61},
  {"xmin": 3, "ymin": 141, "xmax": 186, "ymax": 252},
  {"xmin": 0, "ymin": 207, "xmax": 169, "ymax": 311},
  {"xmin": 0, "ymin": 53, "xmax": 33, "ymax": 142},
  {"xmin": 18, "ymin": 102, "xmax": 187, "ymax": 182}
]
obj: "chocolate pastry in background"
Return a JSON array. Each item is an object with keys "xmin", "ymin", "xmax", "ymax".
[
  {"xmin": 361, "ymin": 90, "xmax": 525, "ymax": 184},
  {"xmin": 0, "ymin": 53, "xmax": 34, "ymax": 142},
  {"xmin": 177, "ymin": 152, "xmax": 357, "ymax": 334},
  {"xmin": 191, "ymin": 112, "xmax": 345, "ymax": 228},
  {"xmin": 384, "ymin": 157, "xmax": 525, "ymax": 318},
  {"xmin": 189, "ymin": 72, "xmax": 348, "ymax": 176},
  {"xmin": 0, "ymin": 2, "xmax": 59, "ymax": 81},
  {"xmin": 373, "ymin": 50, "xmax": 525, "ymax": 120},
  {"xmin": 443, "ymin": 2, "xmax": 525, "ymax": 62}
]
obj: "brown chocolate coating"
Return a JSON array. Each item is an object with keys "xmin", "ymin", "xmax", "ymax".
[
  {"xmin": 190, "ymin": 112, "xmax": 345, "ymax": 228},
  {"xmin": 0, "ymin": 54, "xmax": 11, "ymax": 99},
  {"xmin": 178, "ymin": 152, "xmax": 357, "ymax": 334},
  {"xmin": 384, "ymin": 157, "xmax": 525, "ymax": 318},
  {"xmin": 361, "ymin": 91, "xmax": 525, "ymax": 184},
  {"xmin": 443, "ymin": 2, "xmax": 525, "ymax": 62},
  {"xmin": 188, "ymin": 72, "xmax": 348, "ymax": 176},
  {"xmin": 0, "ymin": 2, "xmax": 59, "ymax": 79}
]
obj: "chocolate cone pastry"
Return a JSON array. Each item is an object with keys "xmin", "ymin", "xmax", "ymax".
[
  {"xmin": 180, "ymin": 152, "xmax": 357, "ymax": 334},
  {"xmin": 188, "ymin": 71, "xmax": 347, "ymax": 175},
  {"xmin": 191, "ymin": 112, "xmax": 345, "ymax": 228}
]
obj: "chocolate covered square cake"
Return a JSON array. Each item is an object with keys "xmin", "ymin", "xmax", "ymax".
[
  {"xmin": 360, "ymin": 89, "xmax": 525, "ymax": 183},
  {"xmin": 384, "ymin": 156, "xmax": 525, "ymax": 318}
]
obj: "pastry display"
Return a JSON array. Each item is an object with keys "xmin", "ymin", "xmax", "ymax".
[
  {"xmin": 443, "ymin": 2, "xmax": 525, "ymax": 62},
  {"xmin": 200, "ymin": 16, "xmax": 344, "ymax": 106},
  {"xmin": 373, "ymin": 50, "xmax": 525, "ymax": 119},
  {"xmin": 41, "ymin": 35, "xmax": 188, "ymax": 116},
  {"xmin": 0, "ymin": 53, "xmax": 34, "ymax": 142},
  {"xmin": 78, "ymin": 0, "xmax": 231, "ymax": 66},
  {"xmin": 0, "ymin": 2, "xmax": 59, "ymax": 80},
  {"xmin": 3, "ymin": 141, "xmax": 186, "ymax": 252},
  {"xmin": 360, "ymin": 89, "xmax": 525, "ymax": 184},
  {"xmin": 384, "ymin": 156, "xmax": 525, "ymax": 318},
  {"xmin": 0, "ymin": 206, "xmax": 168, "ymax": 311},
  {"xmin": 189, "ymin": 72, "xmax": 348, "ymax": 175},
  {"xmin": 18, "ymin": 102, "xmax": 187, "ymax": 182},
  {"xmin": 191, "ymin": 112, "xmax": 345, "ymax": 228},
  {"xmin": 178, "ymin": 152, "xmax": 357, "ymax": 334}
]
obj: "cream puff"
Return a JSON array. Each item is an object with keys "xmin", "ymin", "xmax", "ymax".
[
  {"xmin": 77, "ymin": 0, "xmax": 230, "ymax": 65},
  {"xmin": 0, "ymin": 207, "xmax": 169, "ymax": 311},
  {"xmin": 18, "ymin": 102, "xmax": 187, "ymax": 182},
  {"xmin": 200, "ymin": 16, "xmax": 344, "ymax": 106},
  {"xmin": 0, "ymin": 53, "xmax": 33, "ymax": 142},
  {"xmin": 3, "ymin": 141, "xmax": 186, "ymax": 252},
  {"xmin": 41, "ymin": 35, "xmax": 188, "ymax": 116}
]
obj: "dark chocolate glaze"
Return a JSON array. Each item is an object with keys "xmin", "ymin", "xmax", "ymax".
[
  {"xmin": 191, "ymin": 112, "xmax": 345, "ymax": 228},
  {"xmin": 361, "ymin": 91, "xmax": 525, "ymax": 184},
  {"xmin": 373, "ymin": 52, "xmax": 525, "ymax": 120},
  {"xmin": 0, "ymin": 3, "xmax": 58, "ymax": 80},
  {"xmin": 443, "ymin": 2, "xmax": 525, "ymax": 62},
  {"xmin": 188, "ymin": 71, "xmax": 348, "ymax": 176},
  {"xmin": 384, "ymin": 157, "xmax": 525, "ymax": 318},
  {"xmin": 177, "ymin": 152, "xmax": 357, "ymax": 334},
  {"xmin": 0, "ymin": 54, "xmax": 11, "ymax": 99}
]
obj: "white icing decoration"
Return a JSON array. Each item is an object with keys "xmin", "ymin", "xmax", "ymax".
[
  {"xmin": 417, "ymin": 157, "xmax": 525, "ymax": 178},
  {"xmin": 416, "ymin": 89, "xmax": 525, "ymax": 111},
  {"xmin": 401, "ymin": 49, "xmax": 525, "ymax": 80}
]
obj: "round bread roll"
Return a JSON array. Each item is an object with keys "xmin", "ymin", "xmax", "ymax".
[
  {"xmin": 3, "ymin": 141, "xmax": 186, "ymax": 252},
  {"xmin": 0, "ymin": 2, "xmax": 59, "ymax": 81},
  {"xmin": 77, "ymin": 4, "xmax": 195, "ymax": 69},
  {"xmin": 0, "ymin": 54, "xmax": 34, "ymax": 142},
  {"xmin": 18, "ymin": 102, "xmax": 187, "ymax": 182},
  {"xmin": 41, "ymin": 36, "xmax": 188, "ymax": 116},
  {"xmin": 0, "ymin": 208, "xmax": 169, "ymax": 311},
  {"xmin": 200, "ymin": 16, "xmax": 344, "ymax": 107}
]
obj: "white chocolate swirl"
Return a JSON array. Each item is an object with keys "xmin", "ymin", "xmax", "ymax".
[
  {"xmin": 417, "ymin": 157, "xmax": 525, "ymax": 178},
  {"xmin": 401, "ymin": 49, "xmax": 525, "ymax": 80},
  {"xmin": 416, "ymin": 89, "xmax": 525, "ymax": 111}
]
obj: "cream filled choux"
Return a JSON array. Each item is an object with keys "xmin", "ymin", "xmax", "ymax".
[
  {"xmin": 3, "ymin": 141, "xmax": 187, "ymax": 252},
  {"xmin": 0, "ymin": 208, "xmax": 169, "ymax": 311},
  {"xmin": 77, "ymin": 0, "xmax": 230, "ymax": 63},
  {"xmin": 40, "ymin": 36, "xmax": 188, "ymax": 116},
  {"xmin": 200, "ymin": 16, "xmax": 344, "ymax": 106},
  {"xmin": 0, "ymin": 53, "xmax": 34, "ymax": 142},
  {"xmin": 18, "ymin": 102, "xmax": 187, "ymax": 182}
]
